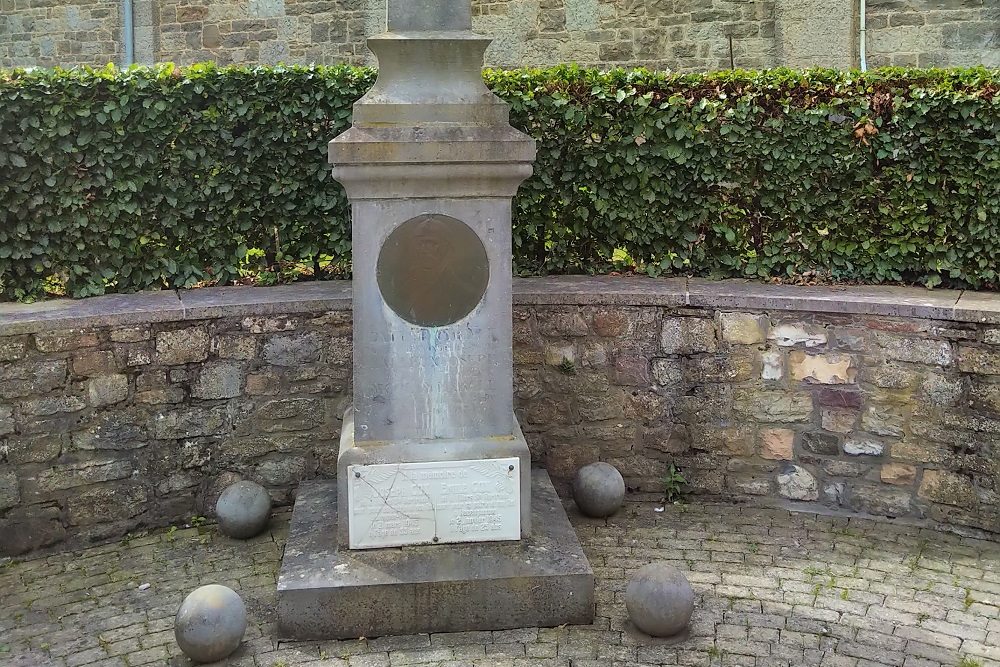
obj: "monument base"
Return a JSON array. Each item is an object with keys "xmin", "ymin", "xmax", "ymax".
[{"xmin": 276, "ymin": 470, "xmax": 595, "ymax": 640}]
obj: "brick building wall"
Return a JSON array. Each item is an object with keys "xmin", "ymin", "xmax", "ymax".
[{"xmin": 1, "ymin": 0, "xmax": 998, "ymax": 71}]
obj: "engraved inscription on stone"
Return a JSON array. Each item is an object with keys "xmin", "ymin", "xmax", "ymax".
[
  {"xmin": 347, "ymin": 458, "xmax": 520, "ymax": 549},
  {"xmin": 376, "ymin": 214, "xmax": 489, "ymax": 328}
]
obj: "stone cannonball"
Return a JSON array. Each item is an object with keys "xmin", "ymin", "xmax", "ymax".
[
  {"xmin": 573, "ymin": 462, "xmax": 626, "ymax": 518},
  {"xmin": 216, "ymin": 480, "xmax": 271, "ymax": 539},
  {"xmin": 174, "ymin": 584, "xmax": 247, "ymax": 663},
  {"xmin": 625, "ymin": 562, "xmax": 695, "ymax": 638}
]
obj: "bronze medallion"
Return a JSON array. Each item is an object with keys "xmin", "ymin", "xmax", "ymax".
[{"xmin": 377, "ymin": 214, "xmax": 490, "ymax": 327}]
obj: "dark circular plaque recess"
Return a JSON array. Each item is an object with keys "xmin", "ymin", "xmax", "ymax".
[{"xmin": 377, "ymin": 214, "xmax": 490, "ymax": 327}]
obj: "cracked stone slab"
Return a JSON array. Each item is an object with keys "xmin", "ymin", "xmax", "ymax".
[{"xmin": 276, "ymin": 469, "xmax": 595, "ymax": 639}]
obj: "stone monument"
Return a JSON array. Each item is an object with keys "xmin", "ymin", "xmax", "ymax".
[{"xmin": 276, "ymin": 0, "xmax": 594, "ymax": 639}]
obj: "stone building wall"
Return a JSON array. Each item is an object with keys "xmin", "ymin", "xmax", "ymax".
[
  {"xmin": 773, "ymin": 0, "xmax": 858, "ymax": 70},
  {"xmin": 153, "ymin": 0, "xmax": 377, "ymax": 66},
  {"xmin": 476, "ymin": 0, "xmax": 779, "ymax": 71},
  {"xmin": 0, "ymin": 0, "xmax": 123, "ymax": 69},
  {"xmin": 1, "ymin": 0, "xmax": 998, "ymax": 70},
  {"xmin": 1, "ymin": 279, "xmax": 998, "ymax": 556},
  {"xmin": 865, "ymin": 0, "xmax": 1000, "ymax": 68}
]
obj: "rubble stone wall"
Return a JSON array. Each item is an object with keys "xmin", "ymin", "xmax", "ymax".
[
  {"xmin": 1, "ymin": 278, "xmax": 998, "ymax": 555},
  {"xmin": 2, "ymin": 0, "xmax": 997, "ymax": 70}
]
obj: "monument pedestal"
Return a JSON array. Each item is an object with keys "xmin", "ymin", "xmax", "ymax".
[
  {"xmin": 276, "ymin": 469, "xmax": 594, "ymax": 640},
  {"xmin": 275, "ymin": 0, "xmax": 595, "ymax": 640}
]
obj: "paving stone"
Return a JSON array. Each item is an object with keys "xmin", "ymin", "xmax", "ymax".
[{"xmin": 1, "ymin": 502, "xmax": 997, "ymax": 667}]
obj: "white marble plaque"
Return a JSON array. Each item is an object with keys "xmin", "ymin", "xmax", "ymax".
[{"xmin": 347, "ymin": 458, "xmax": 520, "ymax": 549}]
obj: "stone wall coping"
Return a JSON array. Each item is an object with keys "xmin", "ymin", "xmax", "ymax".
[{"xmin": 1, "ymin": 277, "xmax": 998, "ymax": 335}]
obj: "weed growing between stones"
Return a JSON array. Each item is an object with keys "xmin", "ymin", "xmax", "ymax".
[
  {"xmin": 906, "ymin": 539, "xmax": 929, "ymax": 572},
  {"xmin": 804, "ymin": 565, "xmax": 832, "ymax": 581},
  {"xmin": 661, "ymin": 463, "xmax": 687, "ymax": 504},
  {"xmin": 963, "ymin": 587, "xmax": 976, "ymax": 610}
]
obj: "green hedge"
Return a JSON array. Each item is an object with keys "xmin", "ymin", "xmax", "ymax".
[{"xmin": 0, "ymin": 64, "xmax": 998, "ymax": 300}]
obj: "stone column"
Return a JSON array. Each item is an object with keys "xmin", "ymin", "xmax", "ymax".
[
  {"xmin": 132, "ymin": 0, "xmax": 156, "ymax": 65},
  {"xmin": 330, "ymin": 0, "xmax": 537, "ymax": 550}
]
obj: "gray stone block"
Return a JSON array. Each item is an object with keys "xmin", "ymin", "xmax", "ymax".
[
  {"xmin": 155, "ymin": 327, "xmax": 209, "ymax": 365},
  {"xmin": 0, "ymin": 405, "xmax": 13, "ymax": 436},
  {"xmin": 277, "ymin": 469, "xmax": 594, "ymax": 640},
  {"xmin": 262, "ymin": 333, "xmax": 321, "ymax": 367},
  {"xmin": 87, "ymin": 374, "xmax": 129, "ymax": 407},
  {"xmin": 0, "ymin": 359, "xmax": 67, "ymax": 399},
  {"xmin": 191, "ymin": 363, "xmax": 245, "ymax": 399},
  {"xmin": 777, "ymin": 464, "xmax": 819, "ymax": 501},
  {"xmin": 0, "ymin": 338, "xmax": 27, "ymax": 361},
  {"xmin": 0, "ymin": 506, "xmax": 65, "ymax": 556},
  {"xmin": 0, "ymin": 471, "xmax": 19, "ymax": 511}
]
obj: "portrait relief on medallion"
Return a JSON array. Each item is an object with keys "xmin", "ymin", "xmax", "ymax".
[{"xmin": 376, "ymin": 214, "xmax": 490, "ymax": 327}]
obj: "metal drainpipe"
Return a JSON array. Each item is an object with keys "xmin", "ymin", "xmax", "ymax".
[
  {"xmin": 859, "ymin": 0, "xmax": 868, "ymax": 72},
  {"xmin": 122, "ymin": 0, "xmax": 135, "ymax": 66}
]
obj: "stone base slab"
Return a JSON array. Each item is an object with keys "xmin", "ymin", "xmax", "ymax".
[{"xmin": 276, "ymin": 469, "xmax": 594, "ymax": 640}]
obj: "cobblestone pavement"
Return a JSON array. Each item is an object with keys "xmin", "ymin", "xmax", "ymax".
[{"xmin": 2, "ymin": 501, "xmax": 999, "ymax": 667}]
